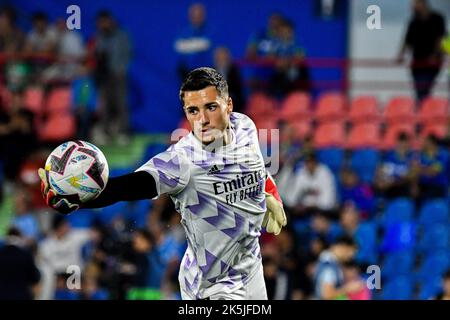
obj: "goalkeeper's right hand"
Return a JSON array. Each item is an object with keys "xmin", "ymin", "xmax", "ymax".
[{"xmin": 38, "ymin": 168, "xmax": 81, "ymax": 215}]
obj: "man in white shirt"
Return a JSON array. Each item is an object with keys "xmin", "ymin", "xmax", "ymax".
[{"xmin": 287, "ymin": 153, "xmax": 336, "ymax": 214}]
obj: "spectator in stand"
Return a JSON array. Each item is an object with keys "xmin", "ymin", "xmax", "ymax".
[
  {"xmin": 412, "ymin": 134, "xmax": 449, "ymax": 200},
  {"xmin": 313, "ymin": 236, "xmax": 362, "ymax": 300},
  {"xmin": 213, "ymin": 47, "xmax": 244, "ymax": 113},
  {"xmin": 397, "ymin": 0, "xmax": 447, "ymax": 102},
  {"xmin": 246, "ymin": 12, "xmax": 284, "ymax": 59},
  {"xmin": 0, "ymin": 227, "xmax": 41, "ymax": 300},
  {"xmin": 24, "ymin": 12, "xmax": 57, "ymax": 54},
  {"xmin": 375, "ymin": 132, "xmax": 415, "ymax": 199},
  {"xmin": 262, "ymin": 255, "xmax": 292, "ymax": 300},
  {"xmin": 42, "ymin": 18, "xmax": 86, "ymax": 82},
  {"xmin": 342, "ymin": 261, "xmax": 371, "ymax": 300},
  {"xmin": 0, "ymin": 6, "xmax": 27, "ymax": 91},
  {"xmin": 71, "ymin": 64, "xmax": 97, "ymax": 140},
  {"xmin": 92, "ymin": 10, "xmax": 131, "ymax": 145},
  {"xmin": 174, "ymin": 3, "xmax": 214, "ymax": 81},
  {"xmin": 286, "ymin": 152, "xmax": 337, "ymax": 218},
  {"xmin": 11, "ymin": 186, "xmax": 40, "ymax": 244},
  {"xmin": 340, "ymin": 168, "xmax": 375, "ymax": 219},
  {"xmin": 37, "ymin": 216, "xmax": 91, "ymax": 299},
  {"xmin": 0, "ymin": 6, "xmax": 24, "ymax": 54},
  {"xmin": 0, "ymin": 89, "xmax": 37, "ymax": 181},
  {"xmin": 434, "ymin": 269, "xmax": 450, "ymax": 300},
  {"xmin": 269, "ymin": 19, "xmax": 309, "ymax": 97}
]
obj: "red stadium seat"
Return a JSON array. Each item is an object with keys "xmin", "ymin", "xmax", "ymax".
[
  {"xmin": 290, "ymin": 121, "xmax": 312, "ymax": 141},
  {"xmin": 280, "ymin": 91, "xmax": 312, "ymax": 121},
  {"xmin": 245, "ymin": 92, "xmax": 278, "ymax": 121},
  {"xmin": 23, "ymin": 86, "xmax": 44, "ymax": 114},
  {"xmin": 418, "ymin": 97, "xmax": 448, "ymax": 125},
  {"xmin": 46, "ymin": 87, "xmax": 72, "ymax": 113},
  {"xmin": 315, "ymin": 92, "xmax": 347, "ymax": 123},
  {"xmin": 381, "ymin": 123, "xmax": 416, "ymax": 150},
  {"xmin": 384, "ymin": 96, "xmax": 415, "ymax": 125},
  {"xmin": 346, "ymin": 123, "xmax": 381, "ymax": 149},
  {"xmin": 313, "ymin": 122, "xmax": 346, "ymax": 148},
  {"xmin": 420, "ymin": 123, "xmax": 448, "ymax": 139},
  {"xmin": 39, "ymin": 113, "xmax": 76, "ymax": 142},
  {"xmin": 348, "ymin": 95, "xmax": 379, "ymax": 124}
]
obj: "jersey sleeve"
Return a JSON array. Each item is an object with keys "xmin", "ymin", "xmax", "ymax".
[{"xmin": 135, "ymin": 146, "xmax": 191, "ymax": 198}]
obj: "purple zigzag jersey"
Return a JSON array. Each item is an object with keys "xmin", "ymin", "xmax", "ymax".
[{"xmin": 136, "ymin": 112, "xmax": 267, "ymax": 299}]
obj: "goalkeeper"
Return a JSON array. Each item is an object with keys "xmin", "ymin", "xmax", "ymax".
[{"xmin": 39, "ymin": 67, "xmax": 286, "ymax": 300}]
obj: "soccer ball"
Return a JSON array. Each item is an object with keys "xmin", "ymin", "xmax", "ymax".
[{"xmin": 44, "ymin": 140, "xmax": 109, "ymax": 203}]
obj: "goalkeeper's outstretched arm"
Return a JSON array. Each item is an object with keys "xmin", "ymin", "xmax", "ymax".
[{"xmin": 84, "ymin": 171, "xmax": 158, "ymax": 208}]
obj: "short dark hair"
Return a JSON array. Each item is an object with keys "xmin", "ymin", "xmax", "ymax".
[
  {"xmin": 32, "ymin": 11, "xmax": 47, "ymax": 22},
  {"xmin": 333, "ymin": 235, "xmax": 357, "ymax": 248},
  {"xmin": 397, "ymin": 131, "xmax": 410, "ymax": 142},
  {"xmin": 96, "ymin": 9, "xmax": 112, "ymax": 20},
  {"xmin": 179, "ymin": 67, "xmax": 228, "ymax": 104}
]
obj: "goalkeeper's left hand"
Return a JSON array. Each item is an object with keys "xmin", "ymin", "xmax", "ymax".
[
  {"xmin": 263, "ymin": 174, "xmax": 287, "ymax": 235},
  {"xmin": 263, "ymin": 192, "xmax": 287, "ymax": 235}
]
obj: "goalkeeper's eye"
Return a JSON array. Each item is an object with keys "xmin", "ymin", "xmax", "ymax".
[
  {"xmin": 186, "ymin": 107, "xmax": 198, "ymax": 115},
  {"xmin": 207, "ymin": 104, "xmax": 217, "ymax": 111}
]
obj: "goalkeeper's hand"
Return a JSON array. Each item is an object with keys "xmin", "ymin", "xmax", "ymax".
[
  {"xmin": 38, "ymin": 168, "xmax": 81, "ymax": 215},
  {"xmin": 262, "ymin": 193, "xmax": 287, "ymax": 236}
]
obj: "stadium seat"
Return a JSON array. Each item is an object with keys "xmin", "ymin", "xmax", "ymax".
[
  {"xmin": 382, "ymin": 250, "xmax": 415, "ymax": 279},
  {"xmin": 348, "ymin": 95, "xmax": 379, "ymax": 124},
  {"xmin": 382, "ymin": 198, "xmax": 415, "ymax": 226},
  {"xmin": 246, "ymin": 92, "xmax": 278, "ymax": 121},
  {"xmin": 0, "ymin": 84, "xmax": 12, "ymax": 110},
  {"xmin": 46, "ymin": 87, "xmax": 72, "ymax": 113},
  {"xmin": 420, "ymin": 123, "xmax": 448, "ymax": 139},
  {"xmin": 315, "ymin": 92, "xmax": 347, "ymax": 123},
  {"xmin": 289, "ymin": 121, "xmax": 312, "ymax": 140},
  {"xmin": 381, "ymin": 276, "xmax": 414, "ymax": 300},
  {"xmin": 346, "ymin": 123, "xmax": 381, "ymax": 149},
  {"xmin": 39, "ymin": 113, "xmax": 76, "ymax": 142},
  {"xmin": 317, "ymin": 148, "xmax": 345, "ymax": 173},
  {"xmin": 23, "ymin": 86, "xmax": 44, "ymax": 114},
  {"xmin": 417, "ymin": 276, "xmax": 442, "ymax": 300},
  {"xmin": 418, "ymin": 199, "xmax": 449, "ymax": 227},
  {"xmin": 417, "ymin": 224, "xmax": 450, "ymax": 254},
  {"xmin": 354, "ymin": 222, "xmax": 378, "ymax": 264},
  {"xmin": 349, "ymin": 149, "xmax": 379, "ymax": 183},
  {"xmin": 380, "ymin": 222, "xmax": 416, "ymax": 253},
  {"xmin": 384, "ymin": 96, "xmax": 416, "ymax": 125},
  {"xmin": 313, "ymin": 122, "xmax": 346, "ymax": 148},
  {"xmin": 279, "ymin": 91, "xmax": 312, "ymax": 121},
  {"xmin": 417, "ymin": 250, "xmax": 450, "ymax": 281},
  {"xmin": 418, "ymin": 97, "xmax": 448, "ymax": 125},
  {"xmin": 381, "ymin": 123, "xmax": 416, "ymax": 150}
]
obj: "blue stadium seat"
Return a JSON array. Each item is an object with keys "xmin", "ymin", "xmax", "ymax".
[
  {"xmin": 354, "ymin": 222, "xmax": 378, "ymax": 264},
  {"xmin": 417, "ymin": 251, "xmax": 450, "ymax": 281},
  {"xmin": 418, "ymin": 199, "xmax": 449, "ymax": 226},
  {"xmin": 66, "ymin": 209, "xmax": 95, "ymax": 229},
  {"xmin": 317, "ymin": 148, "xmax": 345, "ymax": 174},
  {"xmin": 417, "ymin": 224, "xmax": 450, "ymax": 254},
  {"xmin": 380, "ymin": 222, "xmax": 416, "ymax": 253},
  {"xmin": 382, "ymin": 250, "xmax": 415, "ymax": 280},
  {"xmin": 417, "ymin": 276, "xmax": 442, "ymax": 300},
  {"xmin": 350, "ymin": 149, "xmax": 379, "ymax": 183},
  {"xmin": 382, "ymin": 198, "xmax": 415, "ymax": 227},
  {"xmin": 125, "ymin": 200, "xmax": 152, "ymax": 228},
  {"xmin": 95, "ymin": 202, "xmax": 129, "ymax": 225},
  {"xmin": 380, "ymin": 276, "xmax": 414, "ymax": 300}
]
